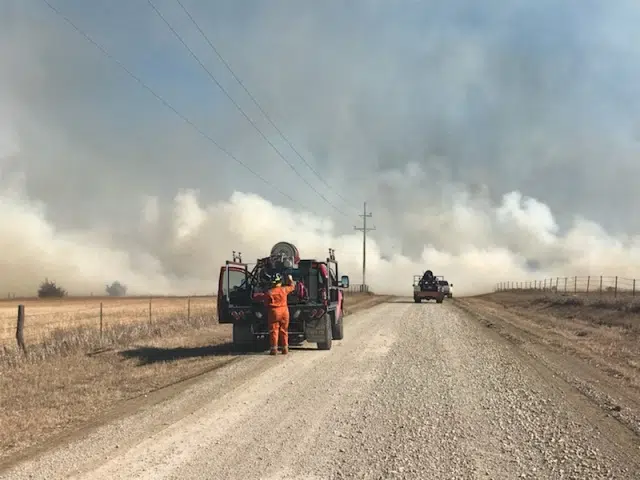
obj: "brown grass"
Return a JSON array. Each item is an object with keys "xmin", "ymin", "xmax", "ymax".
[
  {"xmin": 482, "ymin": 291, "xmax": 640, "ymax": 332},
  {"xmin": 0, "ymin": 292, "xmax": 384, "ymax": 463},
  {"xmin": 470, "ymin": 291, "xmax": 640, "ymax": 392},
  {"xmin": 0, "ymin": 296, "xmax": 213, "ymax": 346}
]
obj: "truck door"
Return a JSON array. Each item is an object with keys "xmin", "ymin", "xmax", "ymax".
[{"xmin": 217, "ymin": 265, "xmax": 246, "ymax": 324}]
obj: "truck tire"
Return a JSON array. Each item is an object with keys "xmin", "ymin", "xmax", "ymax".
[
  {"xmin": 436, "ymin": 298, "xmax": 443, "ymax": 304},
  {"xmin": 317, "ymin": 314, "xmax": 333, "ymax": 350},
  {"xmin": 414, "ymin": 297, "xmax": 421, "ymax": 303},
  {"xmin": 331, "ymin": 312, "xmax": 344, "ymax": 340},
  {"xmin": 232, "ymin": 323, "xmax": 254, "ymax": 350}
]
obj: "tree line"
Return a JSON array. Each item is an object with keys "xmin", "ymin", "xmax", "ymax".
[{"xmin": 37, "ymin": 279, "xmax": 128, "ymax": 298}]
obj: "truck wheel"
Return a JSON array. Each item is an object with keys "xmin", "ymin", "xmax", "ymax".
[
  {"xmin": 414, "ymin": 297, "xmax": 421, "ymax": 303},
  {"xmin": 331, "ymin": 313, "xmax": 344, "ymax": 340},
  {"xmin": 232, "ymin": 323, "xmax": 254, "ymax": 350},
  {"xmin": 317, "ymin": 314, "xmax": 333, "ymax": 350},
  {"xmin": 436, "ymin": 298, "xmax": 443, "ymax": 304}
]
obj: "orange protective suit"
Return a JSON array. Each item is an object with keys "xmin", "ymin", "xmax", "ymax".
[{"xmin": 258, "ymin": 283, "xmax": 295, "ymax": 354}]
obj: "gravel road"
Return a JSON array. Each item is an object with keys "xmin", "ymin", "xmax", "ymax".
[{"xmin": 2, "ymin": 300, "xmax": 639, "ymax": 479}]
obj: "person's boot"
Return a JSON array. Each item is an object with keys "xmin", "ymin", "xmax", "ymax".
[
  {"xmin": 269, "ymin": 347, "xmax": 278, "ymax": 355},
  {"xmin": 281, "ymin": 346, "xmax": 289, "ymax": 355}
]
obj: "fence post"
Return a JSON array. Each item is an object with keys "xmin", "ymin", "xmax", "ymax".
[
  {"xmin": 555, "ymin": 277, "xmax": 559, "ymax": 291},
  {"xmin": 574, "ymin": 276, "xmax": 577, "ymax": 293},
  {"xmin": 149, "ymin": 297, "xmax": 152, "ymax": 325},
  {"xmin": 16, "ymin": 304, "xmax": 26, "ymax": 354},
  {"xmin": 564, "ymin": 277, "xmax": 567, "ymax": 293},
  {"xmin": 543, "ymin": 278, "xmax": 547, "ymax": 291},
  {"xmin": 633, "ymin": 279, "xmax": 636, "ymax": 297},
  {"xmin": 586, "ymin": 276, "xmax": 590, "ymax": 294},
  {"xmin": 614, "ymin": 276, "xmax": 618, "ymax": 298},
  {"xmin": 599, "ymin": 275, "xmax": 603, "ymax": 296},
  {"xmin": 99, "ymin": 302, "xmax": 103, "ymax": 340},
  {"xmin": 187, "ymin": 296, "xmax": 191, "ymax": 321}
]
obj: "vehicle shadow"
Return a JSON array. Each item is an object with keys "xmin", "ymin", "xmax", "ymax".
[
  {"xmin": 119, "ymin": 342, "xmax": 270, "ymax": 365},
  {"xmin": 394, "ymin": 299, "xmax": 448, "ymax": 304}
]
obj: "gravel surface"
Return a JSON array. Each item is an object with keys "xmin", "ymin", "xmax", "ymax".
[{"xmin": 2, "ymin": 300, "xmax": 639, "ymax": 479}]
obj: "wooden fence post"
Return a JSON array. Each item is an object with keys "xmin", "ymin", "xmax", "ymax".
[
  {"xmin": 564, "ymin": 277, "xmax": 567, "ymax": 293},
  {"xmin": 633, "ymin": 279, "xmax": 636, "ymax": 297},
  {"xmin": 614, "ymin": 276, "xmax": 618, "ymax": 298},
  {"xmin": 16, "ymin": 304, "xmax": 26, "ymax": 354},
  {"xmin": 574, "ymin": 276, "xmax": 577, "ymax": 293},
  {"xmin": 586, "ymin": 276, "xmax": 590, "ymax": 294},
  {"xmin": 149, "ymin": 297, "xmax": 152, "ymax": 325},
  {"xmin": 187, "ymin": 296, "xmax": 191, "ymax": 321},
  {"xmin": 599, "ymin": 275, "xmax": 603, "ymax": 296},
  {"xmin": 99, "ymin": 302, "xmax": 103, "ymax": 340}
]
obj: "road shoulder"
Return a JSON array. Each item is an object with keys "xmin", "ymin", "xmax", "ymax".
[{"xmin": 455, "ymin": 296, "xmax": 640, "ymax": 442}]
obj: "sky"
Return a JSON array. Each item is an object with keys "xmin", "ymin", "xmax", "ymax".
[{"xmin": 2, "ymin": 0, "xmax": 640, "ymax": 297}]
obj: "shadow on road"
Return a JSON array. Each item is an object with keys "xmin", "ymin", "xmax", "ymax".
[
  {"xmin": 119, "ymin": 342, "xmax": 271, "ymax": 365},
  {"xmin": 393, "ymin": 299, "xmax": 451, "ymax": 304},
  {"xmin": 119, "ymin": 340, "xmax": 325, "ymax": 365}
]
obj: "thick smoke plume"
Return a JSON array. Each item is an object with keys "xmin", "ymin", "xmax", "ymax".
[{"xmin": 2, "ymin": 0, "xmax": 640, "ymax": 297}]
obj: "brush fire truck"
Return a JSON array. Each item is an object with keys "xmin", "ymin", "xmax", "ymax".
[
  {"xmin": 217, "ymin": 242, "xmax": 350, "ymax": 351},
  {"xmin": 413, "ymin": 270, "xmax": 445, "ymax": 303}
]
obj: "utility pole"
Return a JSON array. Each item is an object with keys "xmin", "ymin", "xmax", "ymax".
[{"xmin": 354, "ymin": 201, "xmax": 376, "ymax": 290}]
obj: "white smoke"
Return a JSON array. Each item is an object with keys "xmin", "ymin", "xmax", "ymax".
[
  {"xmin": 3, "ymin": 1, "xmax": 640, "ymax": 298},
  {"xmin": 2, "ymin": 146, "xmax": 640, "ymax": 298}
]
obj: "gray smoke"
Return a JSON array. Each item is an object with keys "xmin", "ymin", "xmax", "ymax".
[{"xmin": 2, "ymin": 0, "xmax": 640, "ymax": 296}]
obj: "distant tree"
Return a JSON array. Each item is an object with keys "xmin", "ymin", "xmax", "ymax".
[
  {"xmin": 105, "ymin": 281, "xmax": 128, "ymax": 297},
  {"xmin": 38, "ymin": 278, "xmax": 67, "ymax": 298}
]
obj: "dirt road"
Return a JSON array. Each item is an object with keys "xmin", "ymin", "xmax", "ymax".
[{"xmin": 2, "ymin": 300, "xmax": 639, "ymax": 479}]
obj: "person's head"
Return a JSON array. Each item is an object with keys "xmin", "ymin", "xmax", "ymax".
[{"xmin": 271, "ymin": 273, "xmax": 283, "ymax": 288}]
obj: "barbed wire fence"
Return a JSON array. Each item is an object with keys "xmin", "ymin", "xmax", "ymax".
[
  {"xmin": 495, "ymin": 275, "xmax": 638, "ymax": 297},
  {"xmin": 2, "ymin": 287, "xmax": 371, "ymax": 353}
]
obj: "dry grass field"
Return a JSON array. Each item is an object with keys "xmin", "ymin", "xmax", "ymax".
[
  {"xmin": 0, "ymin": 292, "xmax": 391, "ymax": 465},
  {"xmin": 459, "ymin": 291, "xmax": 640, "ymax": 393},
  {"xmin": 0, "ymin": 295, "xmax": 215, "ymax": 346}
]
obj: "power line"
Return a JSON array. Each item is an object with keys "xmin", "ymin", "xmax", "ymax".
[
  {"xmin": 146, "ymin": 0, "xmax": 349, "ymax": 217},
  {"xmin": 354, "ymin": 201, "xmax": 376, "ymax": 288},
  {"xmin": 40, "ymin": 0, "xmax": 306, "ymax": 208},
  {"xmin": 173, "ymin": 0, "xmax": 358, "ymax": 213}
]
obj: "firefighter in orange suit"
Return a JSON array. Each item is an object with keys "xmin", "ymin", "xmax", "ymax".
[{"xmin": 258, "ymin": 273, "xmax": 296, "ymax": 355}]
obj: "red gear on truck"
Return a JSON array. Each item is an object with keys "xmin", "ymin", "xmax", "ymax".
[{"xmin": 254, "ymin": 273, "xmax": 295, "ymax": 355}]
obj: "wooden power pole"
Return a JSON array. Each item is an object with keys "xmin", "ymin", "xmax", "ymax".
[{"xmin": 354, "ymin": 201, "xmax": 376, "ymax": 290}]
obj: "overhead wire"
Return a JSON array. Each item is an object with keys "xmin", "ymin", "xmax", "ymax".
[
  {"xmin": 40, "ymin": 0, "xmax": 309, "ymax": 208},
  {"xmin": 173, "ymin": 0, "xmax": 358, "ymax": 213},
  {"xmin": 145, "ymin": 0, "xmax": 350, "ymax": 217}
]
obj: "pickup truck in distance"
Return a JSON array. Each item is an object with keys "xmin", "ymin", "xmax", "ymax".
[
  {"xmin": 413, "ymin": 270, "xmax": 445, "ymax": 303},
  {"xmin": 438, "ymin": 279, "xmax": 453, "ymax": 298}
]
